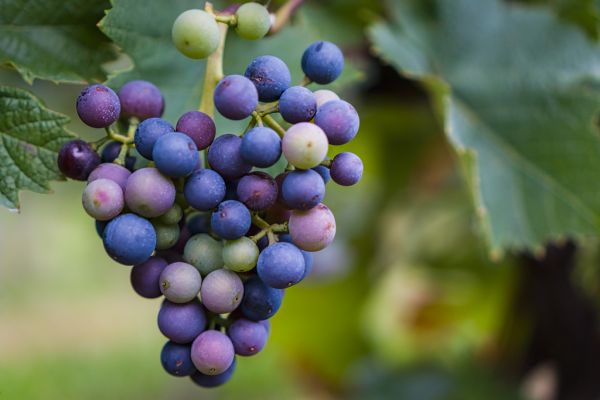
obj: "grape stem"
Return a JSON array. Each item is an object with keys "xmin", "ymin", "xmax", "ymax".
[
  {"xmin": 256, "ymin": 101, "xmax": 279, "ymax": 116},
  {"xmin": 262, "ymin": 114, "xmax": 286, "ymax": 138},
  {"xmin": 250, "ymin": 214, "xmax": 288, "ymax": 243},
  {"xmin": 320, "ymin": 159, "xmax": 332, "ymax": 167},
  {"xmin": 300, "ymin": 75, "xmax": 312, "ymax": 86},
  {"xmin": 104, "ymin": 127, "xmax": 133, "ymax": 144},
  {"xmin": 114, "ymin": 118, "xmax": 138, "ymax": 166},
  {"xmin": 269, "ymin": 0, "xmax": 305, "ymax": 35},
  {"xmin": 251, "ymin": 111, "xmax": 264, "ymax": 127},
  {"xmin": 89, "ymin": 135, "xmax": 110, "ymax": 150}
]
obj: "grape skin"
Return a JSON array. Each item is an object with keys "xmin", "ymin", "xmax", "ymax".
[
  {"xmin": 208, "ymin": 134, "xmax": 252, "ymax": 180},
  {"xmin": 134, "ymin": 118, "xmax": 174, "ymax": 160},
  {"xmin": 184, "ymin": 169, "xmax": 226, "ymax": 211},
  {"xmin": 176, "ymin": 111, "xmax": 216, "ymax": 150},
  {"xmin": 131, "ymin": 256, "xmax": 168, "ymax": 299},
  {"xmin": 227, "ymin": 318, "xmax": 268, "ymax": 356},
  {"xmin": 190, "ymin": 359, "xmax": 236, "ymax": 387},
  {"xmin": 281, "ymin": 123, "xmax": 329, "ymax": 170},
  {"xmin": 103, "ymin": 213, "xmax": 156, "ymax": 265},
  {"xmin": 278, "ymin": 86, "xmax": 317, "ymax": 123},
  {"xmin": 124, "ymin": 168, "xmax": 176, "ymax": 218},
  {"xmin": 172, "ymin": 10, "xmax": 220, "ymax": 59},
  {"xmin": 314, "ymin": 100, "xmax": 360, "ymax": 145},
  {"xmin": 152, "ymin": 132, "xmax": 199, "ymax": 178},
  {"xmin": 240, "ymin": 127, "xmax": 281, "ymax": 168},
  {"xmin": 235, "ymin": 3, "xmax": 271, "ymax": 40},
  {"xmin": 257, "ymin": 242, "xmax": 306, "ymax": 288},
  {"xmin": 118, "ymin": 80, "xmax": 165, "ymax": 120},
  {"xmin": 57, "ymin": 140, "xmax": 101, "ymax": 181},
  {"xmin": 82, "ymin": 178, "xmax": 124, "ymax": 221},
  {"xmin": 240, "ymin": 277, "xmax": 284, "ymax": 321},
  {"xmin": 210, "ymin": 200, "xmax": 251, "ymax": 240},
  {"xmin": 301, "ymin": 41, "xmax": 344, "ymax": 84},
  {"xmin": 236, "ymin": 172, "xmax": 278, "ymax": 211},
  {"xmin": 244, "ymin": 55, "xmax": 291, "ymax": 102},
  {"xmin": 183, "ymin": 234, "xmax": 224, "ymax": 276},
  {"xmin": 288, "ymin": 203, "xmax": 336, "ymax": 251},
  {"xmin": 76, "ymin": 84, "xmax": 121, "ymax": 128},
  {"xmin": 200, "ymin": 269, "xmax": 244, "ymax": 314},
  {"xmin": 213, "ymin": 75, "xmax": 258, "ymax": 120},
  {"xmin": 157, "ymin": 299, "xmax": 207, "ymax": 344},
  {"xmin": 160, "ymin": 262, "xmax": 202, "ymax": 303},
  {"xmin": 88, "ymin": 163, "xmax": 131, "ymax": 191},
  {"xmin": 161, "ymin": 341, "xmax": 196, "ymax": 377},
  {"xmin": 223, "ymin": 237, "xmax": 259, "ymax": 273},
  {"xmin": 281, "ymin": 169, "xmax": 325, "ymax": 210},
  {"xmin": 330, "ymin": 152, "xmax": 364, "ymax": 186}
]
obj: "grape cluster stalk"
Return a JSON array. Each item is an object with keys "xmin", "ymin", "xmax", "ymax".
[{"xmin": 57, "ymin": 1, "xmax": 363, "ymax": 388}]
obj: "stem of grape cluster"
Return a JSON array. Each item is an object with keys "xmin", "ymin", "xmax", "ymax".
[
  {"xmin": 250, "ymin": 214, "xmax": 288, "ymax": 242},
  {"xmin": 262, "ymin": 114, "xmax": 286, "ymax": 138}
]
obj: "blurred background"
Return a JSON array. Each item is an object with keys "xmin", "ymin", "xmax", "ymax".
[{"xmin": 2, "ymin": 0, "xmax": 600, "ymax": 399}]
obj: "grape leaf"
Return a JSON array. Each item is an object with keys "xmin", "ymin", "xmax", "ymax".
[
  {"xmin": 0, "ymin": 0, "xmax": 118, "ymax": 84},
  {"xmin": 0, "ymin": 86, "xmax": 76, "ymax": 210},
  {"xmin": 368, "ymin": 0, "xmax": 600, "ymax": 256}
]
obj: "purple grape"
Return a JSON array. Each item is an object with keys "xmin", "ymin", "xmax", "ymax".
[
  {"xmin": 76, "ymin": 84, "xmax": 120, "ymax": 128},
  {"xmin": 211, "ymin": 200, "xmax": 251, "ymax": 240},
  {"xmin": 330, "ymin": 152, "xmax": 363, "ymax": 186},
  {"xmin": 176, "ymin": 111, "xmax": 216, "ymax": 150},
  {"xmin": 240, "ymin": 277, "xmax": 284, "ymax": 321},
  {"xmin": 118, "ymin": 80, "xmax": 164, "ymax": 120},
  {"xmin": 301, "ymin": 41, "xmax": 344, "ymax": 84},
  {"xmin": 124, "ymin": 168, "xmax": 176, "ymax": 218},
  {"xmin": 314, "ymin": 100, "xmax": 359, "ymax": 145},
  {"xmin": 190, "ymin": 358, "xmax": 236, "ymax": 387},
  {"xmin": 208, "ymin": 134, "xmax": 252, "ymax": 180},
  {"xmin": 288, "ymin": 203, "xmax": 336, "ymax": 251},
  {"xmin": 103, "ymin": 213, "xmax": 156, "ymax": 265},
  {"xmin": 312, "ymin": 164, "xmax": 330, "ymax": 184},
  {"xmin": 130, "ymin": 256, "xmax": 168, "ymax": 298},
  {"xmin": 240, "ymin": 127, "xmax": 281, "ymax": 168},
  {"xmin": 100, "ymin": 141, "xmax": 136, "ymax": 170},
  {"xmin": 186, "ymin": 213, "xmax": 211, "ymax": 235},
  {"xmin": 278, "ymin": 86, "xmax": 317, "ymax": 123},
  {"xmin": 244, "ymin": 55, "xmax": 291, "ymax": 102},
  {"xmin": 184, "ymin": 169, "xmax": 226, "ymax": 211},
  {"xmin": 236, "ymin": 172, "xmax": 278, "ymax": 211},
  {"xmin": 227, "ymin": 318, "xmax": 269, "ymax": 356},
  {"xmin": 160, "ymin": 262, "xmax": 202, "ymax": 303},
  {"xmin": 88, "ymin": 163, "xmax": 131, "ymax": 190},
  {"xmin": 213, "ymin": 75, "xmax": 258, "ymax": 120},
  {"xmin": 134, "ymin": 118, "xmax": 174, "ymax": 160},
  {"xmin": 157, "ymin": 299, "xmax": 207, "ymax": 344},
  {"xmin": 161, "ymin": 341, "xmax": 195, "ymax": 377},
  {"xmin": 191, "ymin": 330, "xmax": 235, "ymax": 375},
  {"xmin": 257, "ymin": 242, "xmax": 305, "ymax": 288},
  {"xmin": 281, "ymin": 169, "xmax": 325, "ymax": 210},
  {"xmin": 152, "ymin": 132, "xmax": 199, "ymax": 178},
  {"xmin": 82, "ymin": 178, "xmax": 124, "ymax": 221},
  {"xmin": 278, "ymin": 233, "xmax": 313, "ymax": 279},
  {"xmin": 57, "ymin": 140, "xmax": 101, "ymax": 181},
  {"xmin": 200, "ymin": 269, "xmax": 244, "ymax": 314}
]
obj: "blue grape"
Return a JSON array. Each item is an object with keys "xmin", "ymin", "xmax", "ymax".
[
  {"xmin": 211, "ymin": 200, "xmax": 251, "ymax": 240},
  {"xmin": 186, "ymin": 213, "xmax": 211, "ymax": 235},
  {"xmin": 100, "ymin": 141, "xmax": 135, "ymax": 170},
  {"xmin": 314, "ymin": 100, "xmax": 359, "ymax": 145},
  {"xmin": 76, "ymin": 84, "xmax": 121, "ymax": 128},
  {"xmin": 103, "ymin": 213, "xmax": 156, "ymax": 265},
  {"xmin": 227, "ymin": 318, "xmax": 268, "ymax": 356},
  {"xmin": 157, "ymin": 299, "xmax": 207, "ymax": 344},
  {"xmin": 208, "ymin": 134, "xmax": 252, "ymax": 180},
  {"xmin": 301, "ymin": 41, "xmax": 344, "ymax": 84},
  {"xmin": 118, "ymin": 80, "xmax": 164, "ymax": 120},
  {"xmin": 214, "ymin": 75, "xmax": 258, "ymax": 120},
  {"xmin": 312, "ymin": 164, "xmax": 330, "ymax": 184},
  {"xmin": 240, "ymin": 127, "xmax": 281, "ymax": 168},
  {"xmin": 278, "ymin": 86, "xmax": 317, "ymax": 123},
  {"xmin": 282, "ymin": 169, "xmax": 325, "ymax": 210},
  {"xmin": 184, "ymin": 169, "xmax": 226, "ymax": 211},
  {"xmin": 278, "ymin": 234, "xmax": 313, "ymax": 279},
  {"xmin": 330, "ymin": 152, "xmax": 363, "ymax": 186},
  {"xmin": 257, "ymin": 242, "xmax": 305, "ymax": 288},
  {"xmin": 95, "ymin": 220, "xmax": 108, "ymax": 238},
  {"xmin": 190, "ymin": 359, "xmax": 236, "ymax": 387},
  {"xmin": 134, "ymin": 118, "xmax": 174, "ymax": 160},
  {"xmin": 130, "ymin": 256, "xmax": 168, "ymax": 299},
  {"xmin": 152, "ymin": 132, "xmax": 199, "ymax": 178},
  {"xmin": 236, "ymin": 172, "xmax": 278, "ymax": 211},
  {"xmin": 240, "ymin": 277, "xmax": 284, "ymax": 321},
  {"xmin": 225, "ymin": 179, "xmax": 240, "ymax": 201},
  {"xmin": 244, "ymin": 55, "xmax": 291, "ymax": 102},
  {"xmin": 161, "ymin": 341, "xmax": 196, "ymax": 377}
]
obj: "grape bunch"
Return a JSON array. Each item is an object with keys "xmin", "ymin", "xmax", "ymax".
[{"xmin": 57, "ymin": 2, "xmax": 363, "ymax": 388}]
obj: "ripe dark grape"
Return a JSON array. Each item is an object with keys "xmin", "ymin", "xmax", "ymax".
[
  {"xmin": 152, "ymin": 132, "xmax": 199, "ymax": 178},
  {"xmin": 240, "ymin": 127, "xmax": 281, "ymax": 168},
  {"xmin": 190, "ymin": 359, "xmax": 236, "ymax": 387},
  {"xmin": 161, "ymin": 341, "xmax": 196, "ymax": 377},
  {"xmin": 176, "ymin": 111, "xmax": 216, "ymax": 150},
  {"xmin": 88, "ymin": 163, "xmax": 131, "ymax": 190},
  {"xmin": 281, "ymin": 169, "xmax": 325, "ymax": 210},
  {"xmin": 213, "ymin": 75, "xmax": 258, "ymax": 120},
  {"xmin": 301, "ymin": 41, "xmax": 344, "ymax": 84},
  {"xmin": 157, "ymin": 299, "xmax": 207, "ymax": 344},
  {"xmin": 184, "ymin": 169, "xmax": 226, "ymax": 211},
  {"xmin": 227, "ymin": 318, "xmax": 268, "ymax": 356},
  {"xmin": 240, "ymin": 277, "xmax": 284, "ymax": 321},
  {"xmin": 200, "ymin": 268, "xmax": 244, "ymax": 314},
  {"xmin": 100, "ymin": 141, "xmax": 136, "ymax": 170},
  {"xmin": 330, "ymin": 152, "xmax": 363, "ymax": 186},
  {"xmin": 76, "ymin": 84, "xmax": 121, "ymax": 128},
  {"xmin": 279, "ymin": 234, "xmax": 313, "ymax": 279},
  {"xmin": 211, "ymin": 200, "xmax": 251, "ymax": 240},
  {"xmin": 186, "ymin": 213, "xmax": 211, "ymax": 235},
  {"xmin": 82, "ymin": 178, "xmax": 124, "ymax": 221},
  {"xmin": 257, "ymin": 242, "xmax": 305, "ymax": 288},
  {"xmin": 288, "ymin": 203, "xmax": 336, "ymax": 251},
  {"xmin": 312, "ymin": 164, "xmax": 331, "ymax": 184},
  {"xmin": 57, "ymin": 140, "xmax": 101, "ymax": 181},
  {"xmin": 314, "ymin": 100, "xmax": 359, "ymax": 145},
  {"xmin": 134, "ymin": 118, "xmax": 174, "ymax": 160},
  {"xmin": 236, "ymin": 172, "xmax": 278, "ymax": 211},
  {"xmin": 124, "ymin": 168, "xmax": 176, "ymax": 218},
  {"xmin": 159, "ymin": 262, "xmax": 202, "ymax": 303},
  {"xmin": 208, "ymin": 134, "xmax": 252, "ymax": 180},
  {"xmin": 278, "ymin": 86, "xmax": 317, "ymax": 123},
  {"xmin": 244, "ymin": 55, "xmax": 291, "ymax": 102},
  {"xmin": 103, "ymin": 213, "xmax": 156, "ymax": 265},
  {"xmin": 130, "ymin": 256, "xmax": 168, "ymax": 299},
  {"xmin": 191, "ymin": 330, "xmax": 235, "ymax": 375},
  {"xmin": 118, "ymin": 80, "xmax": 164, "ymax": 120}
]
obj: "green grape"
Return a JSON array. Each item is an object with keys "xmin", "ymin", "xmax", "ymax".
[
  {"xmin": 154, "ymin": 203, "xmax": 183, "ymax": 225},
  {"xmin": 183, "ymin": 233, "xmax": 224, "ymax": 275},
  {"xmin": 172, "ymin": 10, "xmax": 220, "ymax": 59},
  {"xmin": 153, "ymin": 223, "xmax": 180, "ymax": 250},
  {"xmin": 223, "ymin": 237, "xmax": 259, "ymax": 272},
  {"xmin": 235, "ymin": 3, "xmax": 271, "ymax": 40}
]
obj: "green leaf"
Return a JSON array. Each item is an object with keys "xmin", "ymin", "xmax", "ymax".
[
  {"xmin": 0, "ymin": 86, "xmax": 75, "ymax": 210},
  {"xmin": 368, "ymin": 0, "xmax": 600, "ymax": 255},
  {"xmin": 0, "ymin": 0, "xmax": 118, "ymax": 84}
]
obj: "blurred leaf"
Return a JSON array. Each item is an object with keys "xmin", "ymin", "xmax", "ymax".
[
  {"xmin": 0, "ymin": 86, "xmax": 75, "ymax": 210},
  {"xmin": 0, "ymin": 0, "xmax": 117, "ymax": 83},
  {"xmin": 369, "ymin": 0, "xmax": 600, "ymax": 255},
  {"xmin": 525, "ymin": 0, "xmax": 600, "ymax": 39}
]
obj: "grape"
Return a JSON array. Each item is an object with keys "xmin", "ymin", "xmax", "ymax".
[
  {"xmin": 172, "ymin": 10, "xmax": 220, "ymax": 59},
  {"xmin": 240, "ymin": 277, "xmax": 284, "ymax": 321},
  {"xmin": 88, "ymin": 163, "xmax": 131, "ymax": 190},
  {"xmin": 158, "ymin": 299, "xmax": 207, "ymax": 344},
  {"xmin": 330, "ymin": 152, "xmax": 363, "ymax": 186},
  {"xmin": 288, "ymin": 203, "xmax": 336, "ymax": 251},
  {"xmin": 190, "ymin": 359, "xmax": 236, "ymax": 387},
  {"xmin": 257, "ymin": 242, "xmax": 305, "ymax": 288},
  {"xmin": 95, "ymin": 220, "xmax": 108, "ymax": 238},
  {"xmin": 183, "ymin": 234, "xmax": 224, "ymax": 275},
  {"xmin": 76, "ymin": 84, "xmax": 120, "ymax": 128},
  {"xmin": 131, "ymin": 256, "xmax": 168, "ymax": 299},
  {"xmin": 211, "ymin": 200, "xmax": 251, "ymax": 240},
  {"xmin": 278, "ymin": 233, "xmax": 313, "ymax": 279},
  {"xmin": 184, "ymin": 169, "xmax": 226, "ymax": 211},
  {"xmin": 312, "ymin": 164, "xmax": 331, "ymax": 184},
  {"xmin": 240, "ymin": 127, "xmax": 281, "ymax": 168},
  {"xmin": 160, "ymin": 262, "xmax": 202, "ymax": 303},
  {"xmin": 314, "ymin": 100, "xmax": 359, "ymax": 145},
  {"xmin": 103, "ymin": 213, "xmax": 157, "ymax": 265},
  {"xmin": 134, "ymin": 118, "xmax": 174, "ymax": 160},
  {"xmin": 191, "ymin": 330, "xmax": 235, "ymax": 375},
  {"xmin": 278, "ymin": 86, "xmax": 317, "ymax": 123},
  {"xmin": 281, "ymin": 123, "xmax": 328, "ymax": 169},
  {"xmin": 154, "ymin": 203, "xmax": 183, "ymax": 225},
  {"xmin": 118, "ymin": 80, "xmax": 165, "ymax": 120},
  {"xmin": 124, "ymin": 168, "xmax": 176, "ymax": 218},
  {"xmin": 200, "ymin": 269, "xmax": 244, "ymax": 314},
  {"xmin": 314, "ymin": 89, "xmax": 340, "ymax": 109},
  {"xmin": 236, "ymin": 172, "xmax": 278, "ymax": 211},
  {"xmin": 265, "ymin": 203, "xmax": 291, "ymax": 224},
  {"xmin": 208, "ymin": 134, "xmax": 252, "ymax": 179},
  {"xmin": 223, "ymin": 237, "xmax": 259, "ymax": 272},
  {"xmin": 244, "ymin": 55, "xmax": 291, "ymax": 102},
  {"xmin": 227, "ymin": 318, "xmax": 268, "ymax": 356},
  {"xmin": 161, "ymin": 341, "xmax": 196, "ymax": 377},
  {"xmin": 100, "ymin": 141, "xmax": 136, "ymax": 170},
  {"xmin": 152, "ymin": 132, "xmax": 199, "ymax": 178},
  {"xmin": 186, "ymin": 213, "xmax": 211, "ymax": 235},
  {"xmin": 213, "ymin": 75, "xmax": 258, "ymax": 120},
  {"xmin": 57, "ymin": 140, "xmax": 101, "ymax": 181},
  {"xmin": 234, "ymin": 3, "xmax": 271, "ymax": 40},
  {"xmin": 301, "ymin": 41, "xmax": 344, "ymax": 84},
  {"xmin": 225, "ymin": 179, "xmax": 240, "ymax": 201},
  {"xmin": 82, "ymin": 178, "xmax": 124, "ymax": 221},
  {"xmin": 281, "ymin": 169, "xmax": 325, "ymax": 210},
  {"xmin": 153, "ymin": 222, "xmax": 180, "ymax": 250},
  {"xmin": 176, "ymin": 111, "xmax": 216, "ymax": 150}
]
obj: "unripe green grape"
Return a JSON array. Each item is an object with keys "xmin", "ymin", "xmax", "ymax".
[
  {"xmin": 172, "ymin": 10, "xmax": 220, "ymax": 59},
  {"xmin": 183, "ymin": 233, "xmax": 224, "ymax": 275},
  {"xmin": 235, "ymin": 3, "xmax": 271, "ymax": 40},
  {"xmin": 282, "ymin": 122, "xmax": 329, "ymax": 169},
  {"xmin": 154, "ymin": 203, "xmax": 183, "ymax": 225},
  {"xmin": 223, "ymin": 237, "xmax": 259, "ymax": 272},
  {"xmin": 153, "ymin": 223, "xmax": 180, "ymax": 250}
]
